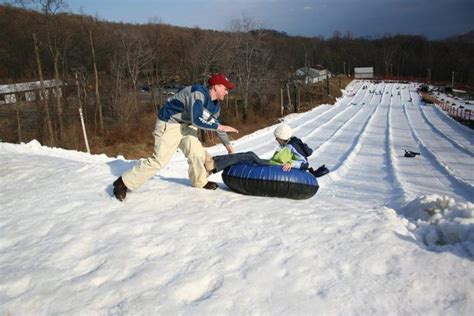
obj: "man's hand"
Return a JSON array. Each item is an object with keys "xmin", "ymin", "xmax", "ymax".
[
  {"xmin": 217, "ymin": 124, "xmax": 239, "ymax": 133},
  {"xmin": 282, "ymin": 163, "xmax": 292, "ymax": 172}
]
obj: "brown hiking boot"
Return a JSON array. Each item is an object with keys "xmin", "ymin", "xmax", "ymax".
[
  {"xmin": 113, "ymin": 177, "xmax": 128, "ymax": 201},
  {"xmin": 203, "ymin": 181, "xmax": 218, "ymax": 190}
]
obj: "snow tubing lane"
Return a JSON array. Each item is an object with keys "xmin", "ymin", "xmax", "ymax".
[{"xmin": 222, "ymin": 164, "xmax": 319, "ymax": 199}]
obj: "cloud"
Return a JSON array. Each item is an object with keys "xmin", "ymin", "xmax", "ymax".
[{"xmin": 303, "ymin": 6, "xmax": 313, "ymax": 11}]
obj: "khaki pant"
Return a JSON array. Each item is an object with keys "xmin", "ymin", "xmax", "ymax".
[{"xmin": 122, "ymin": 120, "xmax": 209, "ymax": 190}]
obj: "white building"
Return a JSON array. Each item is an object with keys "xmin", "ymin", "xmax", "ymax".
[
  {"xmin": 0, "ymin": 80, "xmax": 63, "ymax": 105},
  {"xmin": 354, "ymin": 67, "xmax": 374, "ymax": 79},
  {"xmin": 296, "ymin": 66, "xmax": 332, "ymax": 84}
]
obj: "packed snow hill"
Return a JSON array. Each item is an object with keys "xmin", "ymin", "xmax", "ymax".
[{"xmin": 1, "ymin": 80, "xmax": 473, "ymax": 315}]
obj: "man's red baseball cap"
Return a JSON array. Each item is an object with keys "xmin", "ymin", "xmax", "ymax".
[{"xmin": 208, "ymin": 73, "xmax": 235, "ymax": 90}]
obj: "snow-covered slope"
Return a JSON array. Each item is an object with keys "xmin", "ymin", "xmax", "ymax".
[{"xmin": 1, "ymin": 81, "xmax": 473, "ymax": 315}]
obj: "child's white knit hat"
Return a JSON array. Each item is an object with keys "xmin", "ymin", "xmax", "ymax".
[{"xmin": 274, "ymin": 124, "xmax": 293, "ymax": 140}]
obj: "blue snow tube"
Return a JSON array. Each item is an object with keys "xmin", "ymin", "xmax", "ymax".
[{"xmin": 222, "ymin": 164, "xmax": 319, "ymax": 199}]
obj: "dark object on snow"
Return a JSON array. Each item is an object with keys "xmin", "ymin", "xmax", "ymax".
[
  {"xmin": 404, "ymin": 150, "xmax": 420, "ymax": 158},
  {"xmin": 288, "ymin": 136, "xmax": 313, "ymax": 158},
  {"xmin": 309, "ymin": 164, "xmax": 330, "ymax": 178},
  {"xmin": 113, "ymin": 177, "xmax": 128, "ymax": 201},
  {"xmin": 203, "ymin": 181, "xmax": 219, "ymax": 190},
  {"xmin": 222, "ymin": 164, "xmax": 319, "ymax": 200}
]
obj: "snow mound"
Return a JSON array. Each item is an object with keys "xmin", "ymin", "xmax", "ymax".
[
  {"xmin": 0, "ymin": 139, "xmax": 120, "ymax": 163},
  {"xmin": 401, "ymin": 195, "xmax": 474, "ymax": 255}
]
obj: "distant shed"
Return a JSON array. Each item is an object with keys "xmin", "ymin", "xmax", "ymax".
[
  {"xmin": 354, "ymin": 67, "xmax": 374, "ymax": 79},
  {"xmin": 295, "ymin": 66, "xmax": 332, "ymax": 84}
]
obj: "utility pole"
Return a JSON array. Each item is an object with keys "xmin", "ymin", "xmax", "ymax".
[{"xmin": 451, "ymin": 71, "xmax": 455, "ymax": 88}]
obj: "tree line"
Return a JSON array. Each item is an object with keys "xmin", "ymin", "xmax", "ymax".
[{"xmin": 0, "ymin": 2, "xmax": 473, "ymax": 154}]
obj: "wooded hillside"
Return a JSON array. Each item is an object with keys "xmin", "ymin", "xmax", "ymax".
[{"xmin": 0, "ymin": 3, "xmax": 473, "ymax": 157}]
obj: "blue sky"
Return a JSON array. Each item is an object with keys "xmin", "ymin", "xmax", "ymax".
[{"xmin": 6, "ymin": 0, "xmax": 474, "ymax": 39}]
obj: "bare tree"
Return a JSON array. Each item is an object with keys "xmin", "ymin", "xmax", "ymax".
[
  {"xmin": 32, "ymin": 32, "xmax": 55, "ymax": 145},
  {"xmin": 380, "ymin": 37, "xmax": 399, "ymax": 77},
  {"xmin": 120, "ymin": 28, "xmax": 152, "ymax": 120},
  {"xmin": 396, "ymin": 36, "xmax": 420, "ymax": 77},
  {"xmin": 108, "ymin": 52, "xmax": 129, "ymax": 125},
  {"xmin": 81, "ymin": 15, "xmax": 104, "ymax": 132},
  {"xmin": 182, "ymin": 28, "xmax": 227, "ymax": 83},
  {"xmin": 227, "ymin": 16, "xmax": 272, "ymax": 120},
  {"xmin": 144, "ymin": 18, "xmax": 165, "ymax": 114},
  {"xmin": 15, "ymin": 0, "xmax": 68, "ymax": 140}
]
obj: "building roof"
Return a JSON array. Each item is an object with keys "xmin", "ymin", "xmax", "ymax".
[
  {"xmin": 296, "ymin": 66, "xmax": 328, "ymax": 78},
  {"xmin": 0, "ymin": 80, "xmax": 63, "ymax": 94}
]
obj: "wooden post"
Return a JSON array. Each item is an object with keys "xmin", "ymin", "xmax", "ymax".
[
  {"xmin": 280, "ymin": 87, "xmax": 284, "ymax": 117},
  {"xmin": 286, "ymin": 83, "xmax": 292, "ymax": 111},
  {"xmin": 16, "ymin": 103, "xmax": 22, "ymax": 143},
  {"xmin": 326, "ymin": 75, "xmax": 330, "ymax": 95},
  {"xmin": 78, "ymin": 107, "xmax": 90, "ymax": 153},
  {"xmin": 298, "ymin": 85, "xmax": 301, "ymax": 111},
  {"xmin": 295, "ymin": 83, "xmax": 300, "ymax": 113}
]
